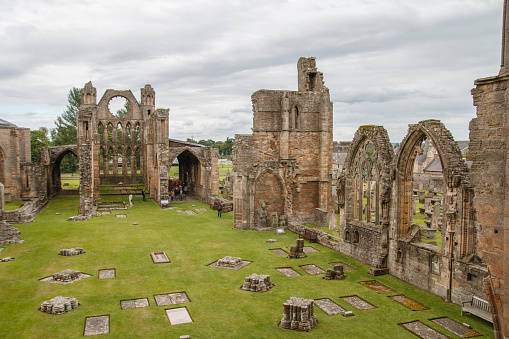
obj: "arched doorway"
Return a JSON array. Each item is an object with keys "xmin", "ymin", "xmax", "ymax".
[
  {"xmin": 170, "ymin": 149, "xmax": 202, "ymax": 198},
  {"xmin": 253, "ymin": 169, "xmax": 285, "ymax": 226},
  {"xmin": 50, "ymin": 148, "xmax": 79, "ymax": 196}
]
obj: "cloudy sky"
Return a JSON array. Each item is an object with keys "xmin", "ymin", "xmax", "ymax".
[{"xmin": 0, "ymin": 0, "xmax": 503, "ymax": 142}]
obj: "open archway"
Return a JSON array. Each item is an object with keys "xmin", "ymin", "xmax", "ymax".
[
  {"xmin": 253, "ymin": 169, "xmax": 285, "ymax": 227},
  {"xmin": 50, "ymin": 148, "xmax": 79, "ymax": 196},
  {"xmin": 169, "ymin": 149, "xmax": 202, "ymax": 198}
]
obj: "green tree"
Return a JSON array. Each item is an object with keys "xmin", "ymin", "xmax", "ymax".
[
  {"xmin": 220, "ymin": 137, "xmax": 234, "ymax": 156},
  {"xmin": 30, "ymin": 127, "xmax": 50, "ymax": 163},
  {"xmin": 186, "ymin": 138, "xmax": 197, "ymax": 143},
  {"xmin": 115, "ymin": 100, "xmax": 130, "ymax": 118},
  {"xmin": 50, "ymin": 87, "xmax": 80, "ymax": 145}
]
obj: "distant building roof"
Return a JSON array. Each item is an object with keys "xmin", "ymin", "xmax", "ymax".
[
  {"xmin": 0, "ymin": 118, "xmax": 17, "ymax": 128},
  {"xmin": 333, "ymin": 153, "xmax": 347, "ymax": 165},
  {"xmin": 423, "ymin": 157, "xmax": 442, "ymax": 173}
]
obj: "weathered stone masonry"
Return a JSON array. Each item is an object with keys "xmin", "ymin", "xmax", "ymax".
[{"xmin": 232, "ymin": 57, "xmax": 333, "ymax": 230}]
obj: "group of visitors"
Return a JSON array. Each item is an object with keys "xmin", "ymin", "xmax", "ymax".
[{"xmin": 171, "ymin": 181, "xmax": 187, "ymax": 201}]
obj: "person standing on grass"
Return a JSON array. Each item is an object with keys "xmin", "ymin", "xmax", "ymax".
[
  {"xmin": 217, "ymin": 201, "xmax": 222, "ymax": 218},
  {"xmin": 170, "ymin": 189, "xmax": 175, "ymax": 202},
  {"xmin": 142, "ymin": 189, "xmax": 146, "ymax": 201},
  {"xmin": 129, "ymin": 194, "xmax": 133, "ymax": 207}
]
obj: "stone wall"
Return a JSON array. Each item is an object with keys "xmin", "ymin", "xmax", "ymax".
[{"xmin": 232, "ymin": 57, "xmax": 333, "ymax": 231}]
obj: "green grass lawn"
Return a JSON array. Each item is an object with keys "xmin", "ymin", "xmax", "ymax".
[
  {"xmin": 0, "ymin": 196, "xmax": 494, "ymax": 338},
  {"xmin": 4, "ymin": 201, "xmax": 23, "ymax": 210}
]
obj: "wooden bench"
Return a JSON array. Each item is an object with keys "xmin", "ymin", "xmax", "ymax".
[{"xmin": 461, "ymin": 296, "xmax": 493, "ymax": 323}]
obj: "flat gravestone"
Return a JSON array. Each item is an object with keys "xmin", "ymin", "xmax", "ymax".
[
  {"xmin": 84, "ymin": 315, "xmax": 110, "ymax": 336},
  {"xmin": 176, "ymin": 210, "xmax": 197, "ymax": 215},
  {"xmin": 101, "ymin": 211, "xmax": 111, "ymax": 215},
  {"xmin": 208, "ymin": 257, "xmax": 251, "ymax": 270},
  {"xmin": 389, "ymin": 295, "xmax": 429, "ymax": 311},
  {"xmin": 120, "ymin": 298, "xmax": 149, "ymax": 309},
  {"xmin": 431, "ymin": 317, "xmax": 481, "ymax": 338},
  {"xmin": 329, "ymin": 262, "xmax": 356, "ymax": 270},
  {"xmin": 151, "ymin": 252, "xmax": 170, "ymax": 264},
  {"xmin": 314, "ymin": 298, "xmax": 346, "ymax": 315},
  {"xmin": 300, "ymin": 264, "xmax": 326, "ymax": 275},
  {"xmin": 400, "ymin": 321, "xmax": 449, "ymax": 339},
  {"xmin": 115, "ymin": 214, "xmax": 127, "ymax": 218},
  {"xmin": 359, "ymin": 280, "xmax": 396, "ymax": 294},
  {"xmin": 39, "ymin": 269, "xmax": 92, "ymax": 285},
  {"xmin": 154, "ymin": 292, "xmax": 190, "ymax": 306},
  {"xmin": 276, "ymin": 267, "xmax": 301, "ymax": 277},
  {"xmin": 195, "ymin": 208, "xmax": 208, "ymax": 212},
  {"xmin": 303, "ymin": 246, "xmax": 319, "ymax": 253},
  {"xmin": 166, "ymin": 307, "xmax": 193, "ymax": 325},
  {"xmin": 341, "ymin": 296, "xmax": 376, "ymax": 310},
  {"xmin": 98, "ymin": 269, "xmax": 116, "ymax": 279},
  {"xmin": 270, "ymin": 248, "xmax": 288, "ymax": 256}
]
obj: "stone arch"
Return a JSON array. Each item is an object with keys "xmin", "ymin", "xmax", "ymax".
[
  {"xmin": 253, "ymin": 169, "xmax": 285, "ymax": 226},
  {"xmin": 343, "ymin": 125, "xmax": 394, "ymax": 226},
  {"xmin": 395, "ymin": 120, "xmax": 474, "ymax": 257},
  {"xmin": 98, "ymin": 122, "xmax": 104, "ymax": 143},
  {"xmin": 49, "ymin": 146, "xmax": 78, "ymax": 197},
  {"xmin": 169, "ymin": 149, "xmax": 202, "ymax": 197}
]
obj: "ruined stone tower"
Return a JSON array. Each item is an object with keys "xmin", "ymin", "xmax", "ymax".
[
  {"xmin": 232, "ymin": 57, "xmax": 333, "ymax": 230},
  {"xmin": 77, "ymin": 83, "xmax": 169, "ymax": 217}
]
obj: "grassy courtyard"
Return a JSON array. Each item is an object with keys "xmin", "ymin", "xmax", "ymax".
[{"xmin": 0, "ymin": 195, "xmax": 494, "ymax": 338}]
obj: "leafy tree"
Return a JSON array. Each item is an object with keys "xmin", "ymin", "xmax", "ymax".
[
  {"xmin": 220, "ymin": 137, "xmax": 234, "ymax": 156},
  {"xmin": 30, "ymin": 127, "xmax": 50, "ymax": 163},
  {"xmin": 51, "ymin": 87, "xmax": 80, "ymax": 146},
  {"xmin": 114, "ymin": 100, "xmax": 130, "ymax": 118},
  {"xmin": 186, "ymin": 138, "xmax": 197, "ymax": 143}
]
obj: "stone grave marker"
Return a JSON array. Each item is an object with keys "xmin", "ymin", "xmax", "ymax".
[
  {"xmin": 40, "ymin": 269, "xmax": 91, "ymax": 285},
  {"xmin": 276, "ymin": 267, "xmax": 301, "ymax": 277},
  {"xmin": 84, "ymin": 315, "xmax": 110, "ymax": 336},
  {"xmin": 241, "ymin": 273, "xmax": 274, "ymax": 292},
  {"xmin": 115, "ymin": 214, "xmax": 127, "ymax": 218},
  {"xmin": 270, "ymin": 248, "xmax": 288, "ymax": 256},
  {"xmin": 300, "ymin": 264, "xmax": 326, "ymax": 275},
  {"xmin": 314, "ymin": 298, "xmax": 346, "ymax": 315},
  {"xmin": 98, "ymin": 269, "xmax": 116, "ymax": 279},
  {"xmin": 208, "ymin": 256, "xmax": 251, "ymax": 270},
  {"xmin": 340, "ymin": 296, "xmax": 376, "ymax": 310},
  {"xmin": 399, "ymin": 320, "xmax": 448, "ymax": 339},
  {"xmin": 154, "ymin": 292, "xmax": 190, "ymax": 306},
  {"xmin": 430, "ymin": 317, "xmax": 481, "ymax": 338},
  {"xmin": 389, "ymin": 295, "xmax": 428, "ymax": 311},
  {"xmin": 165, "ymin": 307, "xmax": 193, "ymax": 325},
  {"xmin": 359, "ymin": 280, "xmax": 395, "ymax": 294},
  {"xmin": 40, "ymin": 296, "xmax": 79, "ymax": 315},
  {"xmin": 120, "ymin": 298, "xmax": 149, "ymax": 309},
  {"xmin": 151, "ymin": 252, "xmax": 170, "ymax": 264}
]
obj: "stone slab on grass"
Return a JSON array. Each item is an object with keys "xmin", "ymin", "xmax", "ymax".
[
  {"xmin": 359, "ymin": 280, "xmax": 396, "ymax": 294},
  {"xmin": 303, "ymin": 246, "xmax": 319, "ymax": 253},
  {"xmin": 329, "ymin": 262, "xmax": 356, "ymax": 270},
  {"xmin": 39, "ymin": 270, "xmax": 92, "ymax": 285},
  {"xmin": 208, "ymin": 258, "xmax": 251, "ymax": 270},
  {"xmin": 84, "ymin": 315, "xmax": 109, "ymax": 336},
  {"xmin": 276, "ymin": 267, "xmax": 301, "ymax": 277},
  {"xmin": 154, "ymin": 292, "xmax": 190, "ymax": 306},
  {"xmin": 151, "ymin": 252, "xmax": 170, "ymax": 264},
  {"xmin": 194, "ymin": 208, "xmax": 208, "ymax": 212},
  {"xmin": 430, "ymin": 317, "xmax": 482, "ymax": 338},
  {"xmin": 300, "ymin": 264, "xmax": 326, "ymax": 275},
  {"xmin": 399, "ymin": 320, "xmax": 449, "ymax": 339},
  {"xmin": 314, "ymin": 298, "xmax": 346, "ymax": 315},
  {"xmin": 120, "ymin": 298, "xmax": 150, "ymax": 310},
  {"xmin": 340, "ymin": 296, "xmax": 376, "ymax": 310},
  {"xmin": 166, "ymin": 307, "xmax": 193, "ymax": 325},
  {"xmin": 176, "ymin": 210, "xmax": 197, "ymax": 215},
  {"xmin": 270, "ymin": 248, "xmax": 288, "ymax": 256},
  {"xmin": 389, "ymin": 295, "xmax": 429, "ymax": 311},
  {"xmin": 115, "ymin": 214, "xmax": 127, "ymax": 218},
  {"xmin": 98, "ymin": 269, "xmax": 116, "ymax": 279}
]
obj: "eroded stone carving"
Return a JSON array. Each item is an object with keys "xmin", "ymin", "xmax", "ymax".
[
  {"xmin": 279, "ymin": 297, "xmax": 317, "ymax": 332},
  {"xmin": 241, "ymin": 273, "xmax": 274, "ymax": 292}
]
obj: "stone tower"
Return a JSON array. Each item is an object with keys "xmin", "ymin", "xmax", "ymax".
[{"xmin": 232, "ymin": 57, "xmax": 333, "ymax": 230}]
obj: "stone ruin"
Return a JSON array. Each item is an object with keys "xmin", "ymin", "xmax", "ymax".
[
  {"xmin": 287, "ymin": 239, "xmax": 306, "ymax": 259},
  {"xmin": 279, "ymin": 297, "xmax": 317, "ymax": 332},
  {"xmin": 217, "ymin": 256, "xmax": 242, "ymax": 267},
  {"xmin": 0, "ymin": 220, "xmax": 22, "ymax": 245},
  {"xmin": 233, "ymin": 57, "xmax": 333, "ymax": 231},
  {"xmin": 1, "ymin": 257, "xmax": 14, "ymax": 262},
  {"xmin": 40, "ymin": 296, "xmax": 79, "ymax": 315},
  {"xmin": 53, "ymin": 269, "xmax": 81, "ymax": 283},
  {"xmin": 59, "ymin": 247, "xmax": 84, "ymax": 256},
  {"xmin": 324, "ymin": 265, "xmax": 346, "ymax": 280},
  {"xmin": 241, "ymin": 273, "xmax": 274, "ymax": 292}
]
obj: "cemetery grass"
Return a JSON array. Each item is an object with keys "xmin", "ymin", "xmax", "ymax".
[
  {"xmin": 0, "ymin": 196, "xmax": 494, "ymax": 338},
  {"xmin": 4, "ymin": 200, "xmax": 23, "ymax": 210}
]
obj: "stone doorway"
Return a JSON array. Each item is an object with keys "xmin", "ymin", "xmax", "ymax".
[
  {"xmin": 170, "ymin": 149, "xmax": 201, "ymax": 198},
  {"xmin": 50, "ymin": 148, "xmax": 78, "ymax": 197}
]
